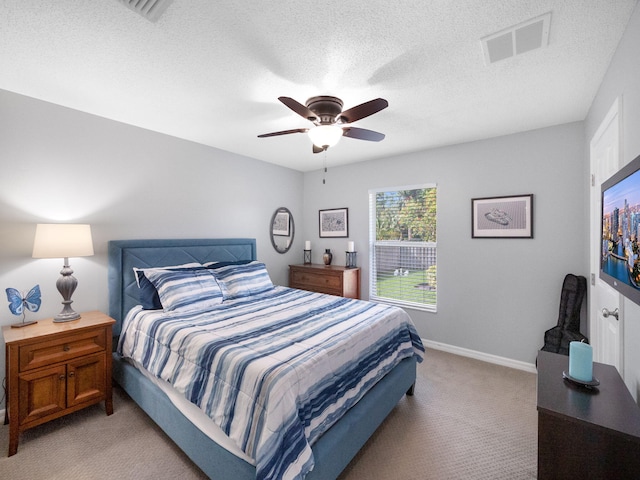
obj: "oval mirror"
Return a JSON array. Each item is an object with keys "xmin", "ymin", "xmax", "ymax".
[{"xmin": 270, "ymin": 207, "xmax": 295, "ymax": 254}]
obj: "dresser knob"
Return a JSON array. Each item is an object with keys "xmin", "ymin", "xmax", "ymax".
[
  {"xmin": 63, "ymin": 345, "xmax": 71, "ymax": 352},
  {"xmin": 68, "ymin": 372, "xmax": 75, "ymax": 378},
  {"xmin": 59, "ymin": 375, "xmax": 65, "ymax": 381}
]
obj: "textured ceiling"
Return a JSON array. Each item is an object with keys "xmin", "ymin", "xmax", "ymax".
[{"xmin": 0, "ymin": 1, "xmax": 637, "ymax": 172}]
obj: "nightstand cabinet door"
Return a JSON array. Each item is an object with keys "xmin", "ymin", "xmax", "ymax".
[
  {"xmin": 67, "ymin": 353, "xmax": 106, "ymax": 408},
  {"xmin": 19, "ymin": 365, "xmax": 67, "ymax": 425}
]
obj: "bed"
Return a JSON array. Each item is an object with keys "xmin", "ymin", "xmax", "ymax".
[{"xmin": 108, "ymin": 238, "xmax": 423, "ymax": 480}]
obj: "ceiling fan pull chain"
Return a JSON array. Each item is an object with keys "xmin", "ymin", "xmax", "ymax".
[{"xmin": 323, "ymin": 150, "xmax": 328, "ymax": 184}]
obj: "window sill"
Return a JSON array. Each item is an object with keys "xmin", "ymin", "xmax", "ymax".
[{"xmin": 369, "ymin": 296, "xmax": 437, "ymax": 313}]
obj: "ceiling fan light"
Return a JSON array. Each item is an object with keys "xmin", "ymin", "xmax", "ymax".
[{"xmin": 308, "ymin": 125, "xmax": 343, "ymax": 149}]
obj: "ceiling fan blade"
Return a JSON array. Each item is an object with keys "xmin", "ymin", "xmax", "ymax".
[
  {"xmin": 278, "ymin": 97, "xmax": 319, "ymax": 122},
  {"xmin": 338, "ymin": 98, "xmax": 388, "ymax": 124},
  {"xmin": 257, "ymin": 128, "xmax": 308, "ymax": 138},
  {"xmin": 343, "ymin": 127, "xmax": 385, "ymax": 142},
  {"xmin": 313, "ymin": 144, "xmax": 325, "ymax": 154}
]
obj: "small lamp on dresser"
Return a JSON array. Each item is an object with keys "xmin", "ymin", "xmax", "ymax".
[{"xmin": 32, "ymin": 223, "xmax": 94, "ymax": 322}]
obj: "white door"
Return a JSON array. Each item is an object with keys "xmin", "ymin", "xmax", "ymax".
[{"xmin": 590, "ymin": 98, "xmax": 623, "ymax": 373}]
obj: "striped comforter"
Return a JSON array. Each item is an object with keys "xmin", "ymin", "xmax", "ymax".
[{"xmin": 118, "ymin": 286, "xmax": 424, "ymax": 480}]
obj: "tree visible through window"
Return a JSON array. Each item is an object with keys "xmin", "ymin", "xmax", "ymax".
[{"xmin": 369, "ymin": 184, "xmax": 437, "ymax": 311}]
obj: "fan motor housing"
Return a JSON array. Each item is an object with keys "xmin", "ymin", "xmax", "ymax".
[{"xmin": 306, "ymin": 96, "xmax": 343, "ymax": 124}]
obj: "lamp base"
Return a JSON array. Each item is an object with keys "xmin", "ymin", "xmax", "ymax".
[
  {"xmin": 54, "ymin": 309, "xmax": 81, "ymax": 322},
  {"xmin": 55, "ymin": 262, "xmax": 81, "ymax": 322}
]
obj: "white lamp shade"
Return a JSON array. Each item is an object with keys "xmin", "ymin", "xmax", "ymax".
[
  {"xmin": 308, "ymin": 125, "xmax": 343, "ymax": 148},
  {"xmin": 32, "ymin": 224, "xmax": 94, "ymax": 259}
]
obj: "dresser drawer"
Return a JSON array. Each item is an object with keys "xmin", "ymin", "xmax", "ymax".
[
  {"xmin": 291, "ymin": 270, "xmax": 342, "ymax": 291},
  {"xmin": 19, "ymin": 329, "xmax": 106, "ymax": 372}
]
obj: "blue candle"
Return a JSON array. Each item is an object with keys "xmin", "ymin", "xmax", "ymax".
[{"xmin": 569, "ymin": 341, "xmax": 593, "ymax": 382}]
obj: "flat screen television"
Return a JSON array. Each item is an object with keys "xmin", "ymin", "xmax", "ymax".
[{"xmin": 600, "ymin": 153, "xmax": 640, "ymax": 306}]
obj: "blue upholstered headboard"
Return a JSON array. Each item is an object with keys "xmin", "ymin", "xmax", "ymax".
[{"xmin": 108, "ymin": 238, "xmax": 257, "ymax": 335}]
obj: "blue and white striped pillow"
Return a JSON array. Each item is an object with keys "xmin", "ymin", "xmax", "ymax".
[
  {"xmin": 143, "ymin": 268, "xmax": 223, "ymax": 312},
  {"xmin": 210, "ymin": 261, "xmax": 274, "ymax": 300},
  {"xmin": 134, "ymin": 263, "xmax": 202, "ymax": 310}
]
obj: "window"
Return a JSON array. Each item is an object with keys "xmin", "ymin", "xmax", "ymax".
[{"xmin": 369, "ymin": 184, "xmax": 437, "ymax": 311}]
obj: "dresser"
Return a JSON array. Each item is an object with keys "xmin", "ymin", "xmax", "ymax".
[
  {"xmin": 3, "ymin": 310, "xmax": 115, "ymax": 456},
  {"xmin": 289, "ymin": 264, "xmax": 361, "ymax": 299},
  {"xmin": 536, "ymin": 350, "xmax": 640, "ymax": 479}
]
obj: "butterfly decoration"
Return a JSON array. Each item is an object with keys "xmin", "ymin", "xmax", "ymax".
[{"xmin": 6, "ymin": 285, "xmax": 42, "ymax": 319}]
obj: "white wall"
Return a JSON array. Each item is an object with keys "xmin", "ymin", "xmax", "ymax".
[
  {"xmin": 585, "ymin": 2, "xmax": 640, "ymax": 399},
  {"xmin": 0, "ymin": 90, "xmax": 304, "ymax": 407},
  {"xmin": 303, "ymin": 122, "xmax": 586, "ymax": 366}
]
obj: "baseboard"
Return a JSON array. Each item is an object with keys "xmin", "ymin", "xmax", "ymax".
[{"xmin": 422, "ymin": 338, "xmax": 538, "ymax": 374}]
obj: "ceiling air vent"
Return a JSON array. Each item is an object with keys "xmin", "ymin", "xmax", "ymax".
[
  {"xmin": 118, "ymin": 0, "xmax": 173, "ymax": 22},
  {"xmin": 481, "ymin": 12, "xmax": 551, "ymax": 65}
]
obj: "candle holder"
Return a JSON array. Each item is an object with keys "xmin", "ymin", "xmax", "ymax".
[
  {"xmin": 562, "ymin": 371, "xmax": 600, "ymax": 389},
  {"xmin": 346, "ymin": 251, "xmax": 357, "ymax": 268},
  {"xmin": 304, "ymin": 249, "xmax": 312, "ymax": 264}
]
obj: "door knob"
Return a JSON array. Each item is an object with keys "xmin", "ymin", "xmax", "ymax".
[{"xmin": 602, "ymin": 307, "xmax": 619, "ymax": 320}]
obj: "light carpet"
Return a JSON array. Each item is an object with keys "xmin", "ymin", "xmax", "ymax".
[{"xmin": 0, "ymin": 349, "xmax": 537, "ymax": 479}]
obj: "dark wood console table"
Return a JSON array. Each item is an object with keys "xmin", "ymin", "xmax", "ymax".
[{"xmin": 537, "ymin": 350, "xmax": 640, "ymax": 479}]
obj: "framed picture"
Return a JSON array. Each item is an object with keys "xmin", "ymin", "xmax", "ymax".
[
  {"xmin": 472, "ymin": 194, "xmax": 533, "ymax": 238},
  {"xmin": 319, "ymin": 208, "xmax": 349, "ymax": 238},
  {"xmin": 272, "ymin": 210, "xmax": 290, "ymax": 236}
]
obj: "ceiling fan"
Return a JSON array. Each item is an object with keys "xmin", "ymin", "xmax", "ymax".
[{"xmin": 258, "ymin": 96, "xmax": 388, "ymax": 153}]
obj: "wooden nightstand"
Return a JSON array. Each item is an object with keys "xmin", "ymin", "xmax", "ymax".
[
  {"xmin": 289, "ymin": 264, "xmax": 361, "ymax": 299},
  {"xmin": 3, "ymin": 310, "xmax": 115, "ymax": 456}
]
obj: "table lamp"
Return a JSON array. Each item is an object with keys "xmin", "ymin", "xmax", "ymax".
[{"xmin": 32, "ymin": 223, "xmax": 94, "ymax": 322}]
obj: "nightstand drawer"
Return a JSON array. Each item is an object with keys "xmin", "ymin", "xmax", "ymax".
[{"xmin": 19, "ymin": 329, "xmax": 106, "ymax": 372}]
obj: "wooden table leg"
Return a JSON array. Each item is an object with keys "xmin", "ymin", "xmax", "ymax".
[{"xmin": 8, "ymin": 418, "xmax": 18, "ymax": 456}]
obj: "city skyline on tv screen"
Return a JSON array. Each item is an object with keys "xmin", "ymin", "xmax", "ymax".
[{"xmin": 601, "ymin": 166, "xmax": 640, "ymax": 292}]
